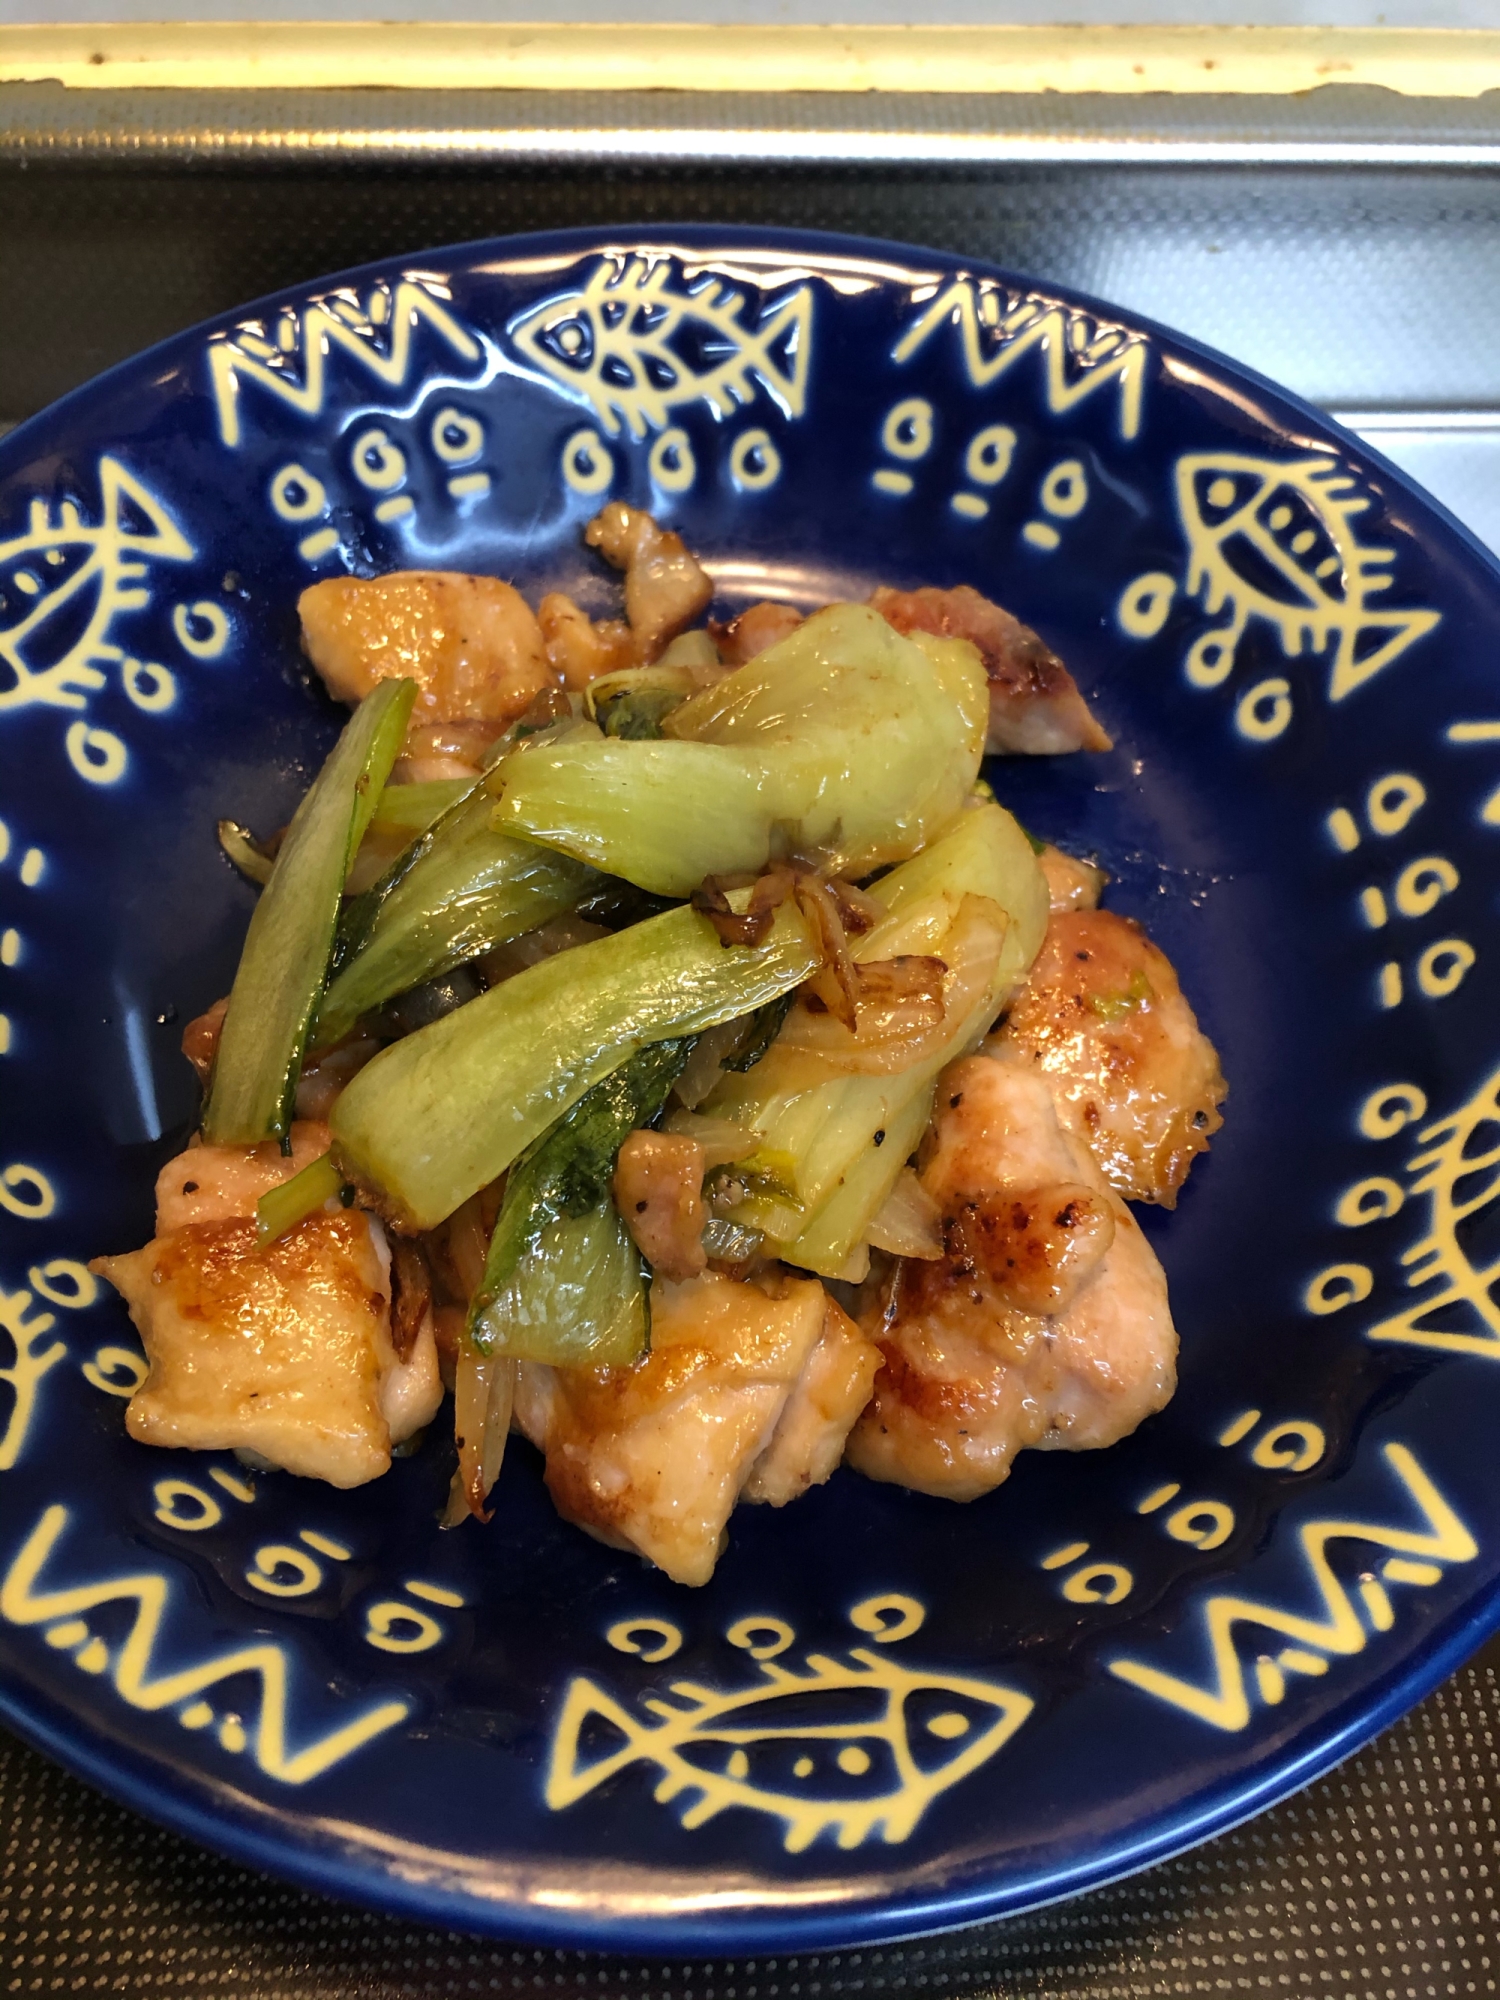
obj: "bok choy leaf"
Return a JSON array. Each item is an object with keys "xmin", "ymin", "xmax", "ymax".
[
  {"xmin": 471, "ymin": 1038, "xmax": 692, "ymax": 1314},
  {"xmin": 472, "ymin": 1205, "xmax": 648, "ymax": 1368},
  {"xmin": 314, "ymin": 781, "xmax": 599, "ymax": 1050},
  {"xmin": 466, "ymin": 1037, "xmax": 691, "ymax": 1365},
  {"xmin": 491, "ymin": 605, "xmax": 986, "ymax": 897},
  {"xmin": 702, "ymin": 800, "xmax": 1048, "ymax": 1276},
  {"xmin": 203, "ymin": 677, "xmax": 415, "ymax": 1147},
  {"xmin": 330, "ymin": 897, "xmax": 818, "ymax": 1231}
]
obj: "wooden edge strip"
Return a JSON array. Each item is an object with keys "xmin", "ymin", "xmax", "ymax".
[{"xmin": 3, "ymin": 22, "xmax": 1500, "ymax": 99}]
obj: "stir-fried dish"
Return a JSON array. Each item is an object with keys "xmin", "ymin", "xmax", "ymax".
[{"xmin": 93, "ymin": 506, "xmax": 1226, "ymax": 1587}]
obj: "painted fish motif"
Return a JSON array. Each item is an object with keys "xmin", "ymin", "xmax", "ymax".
[
  {"xmin": 1369, "ymin": 1062, "xmax": 1500, "ymax": 1361},
  {"xmin": 1175, "ymin": 451, "xmax": 1439, "ymax": 701},
  {"xmin": 508, "ymin": 255, "xmax": 813, "ymax": 440},
  {"xmin": 0, "ymin": 457, "xmax": 193, "ymax": 716},
  {"xmin": 545, "ymin": 1642, "xmax": 1032, "ymax": 1852}
]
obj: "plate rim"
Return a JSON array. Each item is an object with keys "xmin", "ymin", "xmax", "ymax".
[{"xmin": 3, "ymin": 218, "xmax": 1500, "ymax": 1954}]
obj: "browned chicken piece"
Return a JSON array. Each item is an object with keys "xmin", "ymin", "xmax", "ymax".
[
  {"xmin": 944, "ymin": 1180, "xmax": 1118, "ymax": 1318},
  {"xmin": 742, "ymin": 1294, "xmax": 881, "ymax": 1506},
  {"xmin": 181, "ymin": 995, "xmax": 228, "ymax": 1085},
  {"xmin": 613, "ymin": 1130, "xmax": 707, "ymax": 1282},
  {"xmin": 846, "ymin": 1056, "xmax": 1176, "ymax": 1502},
  {"xmin": 93, "ymin": 1129, "xmax": 442, "ymax": 1487},
  {"xmin": 871, "ymin": 583, "xmax": 1112, "ymax": 756},
  {"xmin": 585, "ymin": 503, "xmax": 714, "ymax": 663},
  {"xmin": 537, "ymin": 591, "xmax": 636, "ymax": 692},
  {"xmin": 512, "ymin": 1270, "xmax": 827, "ymax": 1585},
  {"xmin": 396, "ymin": 719, "xmax": 506, "ymax": 784},
  {"xmin": 299, "ymin": 571, "xmax": 556, "ymax": 772},
  {"xmin": 988, "ymin": 908, "xmax": 1226, "ymax": 1206},
  {"xmin": 294, "ymin": 1030, "xmax": 383, "ymax": 1121},
  {"xmin": 154, "ymin": 1120, "xmax": 333, "ymax": 1232},
  {"xmin": 710, "ymin": 600, "xmax": 805, "ymax": 665},
  {"xmin": 1038, "ymin": 843, "xmax": 1107, "ymax": 913}
]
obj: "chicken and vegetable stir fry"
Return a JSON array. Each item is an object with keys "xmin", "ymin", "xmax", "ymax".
[{"xmin": 94, "ymin": 507, "xmax": 1226, "ymax": 1587}]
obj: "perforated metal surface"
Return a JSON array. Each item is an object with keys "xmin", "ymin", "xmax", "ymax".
[
  {"xmin": 8, "ymin": 85, "xmax": 1500, "ymax": 426},
  {"xmin": 4, "ymin": 1636, "xmax": 1500, "ymax": 1993}
]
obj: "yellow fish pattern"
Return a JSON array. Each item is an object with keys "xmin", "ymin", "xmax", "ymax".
[
  {"xmin": 508, "ymin": 255, "xmax": 813, "ymax": 441},
  {"xmin": 0, "ymin": 457, "xmax": 193, "ymax": 717},
  {"xmin": 1369, "ymin": 1063, "xmax": 1500, "ymax": 1360},
  {"xmin": 545, "ymin": 1632, "xmax": 1033, "ymax": 1852},
  {"xmin": 1175, "ymin": 451, "xmax": 1439, "ymax": 702}
]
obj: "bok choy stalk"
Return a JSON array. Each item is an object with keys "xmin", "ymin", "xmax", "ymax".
[
  {"xmin": 713, "ymin": 894, "xmax": 1009, "ymax": 1268},
  {"xmin": 702, "ymin": 800, "xmax": 1048, "ymax": 1278},
  {"xmin": 466, "ymin": 1037, "xmax": 697, "ymax": 1371},
  {"xmin": 774, "ymin": 1081, "xmax": 934, "ymax": 1283},
  {"xmin": 254, "ymin": 1152, "xmax": 347, "ymax": 1247},
  {"xmin": 313, "ymin": 781, "xmax": 600, "ymax": 1051},
  {"xmin": 491, "ymin": 605, "xmax": 987, "ymax": 897},
  {"xmin": 369, "ymin": 778, "xmax": 473, "ymax": 835},
  {"xmin": 204, "ymin": 677, "xmax": 415, "ymax": 1147},
  {"xmin": 329, "ymin": 897, "xmax": 819, "ymax": 1231}
]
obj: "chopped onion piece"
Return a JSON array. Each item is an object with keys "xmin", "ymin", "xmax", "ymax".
[
  {"xmin": 444, "ymin": 1344, "xmax": 515, "ymax": 1525},
  {"xmin": 866, "ymin": 1167, "xmax": 944, "ymax": 1260},
  {"xmin": 662, "ymin": 1112, "xmax": 761, "ymax": 1170}
]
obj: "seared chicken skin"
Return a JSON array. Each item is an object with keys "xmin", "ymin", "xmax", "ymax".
[
  {"xmin": 537, "ymin": 592, "xmax": 636, "ymax": 691},
  {"xmin": 989, "ymin": 907, "xmax": 1226, "ymax": 1206},
  {"xmin": 846, "ymin": 1057, "xmax": 1176, "ymax": 1501},
  {"xmin": 871, "ymin": 584, "xmax": 1111, "ymax": 757},
  {"xmin": 299, "ymin": 570, "xmax": 556, "ymax": 778},
  {"xmin": 710, "ymin": 601, "xmax": 806, "ymax": 665},
  {"xmin": 585, "ymin": 502, "xmax": 713, "ymax": 664},
  {"xmin": 1037, "ymin": 843, "xmax": 1107, "ymax": 914},
  {"xmin": 93, "ymin": 1124, "xmax": 442, "ymax": 1487},
  {"xmin": 514, "ymin": 1270, "xmax": 850, "ymax": 1585},
  {"xmin": 535, "ymin": 504, "xmax": 714, "ymax": 689}
]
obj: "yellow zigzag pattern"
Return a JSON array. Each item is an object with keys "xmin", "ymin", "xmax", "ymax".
[
  {"xmin": 1370, "ymin": 1063, "xmax": 1500, "ymax": 1360},
  {"xmin": 892, "ymin": 279, "xmax": 1147, "ymax": 441},
  {"xmin": 1, "ymin": 1505, "xmax": 409, "ymax": 1782},
  {"xmin": 1108, "ymin": 1444, "xmax": 1475, "ymax": 1731},
  {"xmin": 207, "ymin": 280, "xmax": 483, "ymax": 449}
]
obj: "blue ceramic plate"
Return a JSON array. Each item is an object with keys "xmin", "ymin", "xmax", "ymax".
[{"xmin": 2, "ymin": 226, "xmax": 1499, "ymax": 1953}]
